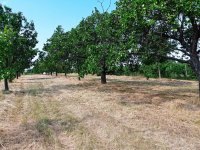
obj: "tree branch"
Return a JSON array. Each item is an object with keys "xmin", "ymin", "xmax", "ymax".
[
  {"xmin": 106, "ymin": 0, "xmax": 112, "ymax": 12},
  {"xmin": 129, "ymin": 51, "xmax": 189, "ymax": 64},
  {"xmin": 98, "ymin": 0, "xmax": 105, "ymax": 12},
  {"xmin": 189, "ymin": 15, "xmax": 198, "ymax": 32},
  {"xmin": 171, "ymin": 48, "xmax": 191, "ymax": 57},
  {"xmin": 97, "ymin": 0, "xmax": 112, "ymax": 13},
  {"xmin": 163, "ymin": 56, "xmax": 189, "ymax": 63},
  {"xmin": 155, "ymin": 32, "xmax": 180, "ymax": 42}
]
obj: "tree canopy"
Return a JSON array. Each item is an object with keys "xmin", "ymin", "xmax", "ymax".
[
  {"xmin": 38, "ymin": 9, "xmax": 125, "ymax": 83},
  {"xmin": 0, "ymin": 5, "xmax": 38, "ymax": 91}
]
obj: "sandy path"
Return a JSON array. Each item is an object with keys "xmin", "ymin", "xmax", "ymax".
[{"xmin": 0, "ymin": 74, "xmax": 200, "ymax": 149}]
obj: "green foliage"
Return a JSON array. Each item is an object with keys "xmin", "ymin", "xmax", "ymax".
[
  {"xmin": 0, "ymin": 5, "xmax": 38, "ymax": 90},
  {"xmin": 163, "ymin": 62, "xmax": 196, "ymax": 80},
  {"xmin": 116, "ymin": 0, "xmax": 200, "ymax": 75},
  {"xmin": 42, "ymin": 26, "xmax": 65, "ymax": 73},
  {"xmin": 140, "ymin": 64, "xmax": 159, "ymax": 79},
  {"xmin": 139, "ymin": 61, "xmax": 196, "ymax": 80},
  {"xmin": 34, "ymin": 0, "xmax": 199, "ymax": 88},
  {"xmin": 37, "ymin": 8, "xmax": 125, "ymax": 83}
]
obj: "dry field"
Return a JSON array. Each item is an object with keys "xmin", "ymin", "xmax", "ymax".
[{"xmin": 1, "ymin": 74, "xmax": 200, "ymax": 150}]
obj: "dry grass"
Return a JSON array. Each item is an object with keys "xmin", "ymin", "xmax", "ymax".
[{"xmin": 0, "ymin": 74, "xmax": 200, "ymax": 149}]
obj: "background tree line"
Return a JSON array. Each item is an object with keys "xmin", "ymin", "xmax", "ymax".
[{"xmin": 33, "ymin": 0, "xmax": 199, "ymax": 82}]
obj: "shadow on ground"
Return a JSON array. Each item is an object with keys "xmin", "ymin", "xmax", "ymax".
[{"xmin": 9, "ymin": 76, "xmax": 199, "ymax": 107}]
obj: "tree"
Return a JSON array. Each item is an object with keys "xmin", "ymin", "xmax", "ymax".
[
  {"xmin": 65, "ymin": 26, "xmax": 88, "ymax": 79},
  {"xmin": 43, "ymin": 26, "xmax": 65, "ymax": 76},
  {"xmin": 117, "ymin": 0, "xmax": 200, "ymax": 96},
  {"xmin": 0, "ymin": 27, "xmax": 16, "ymax": 90},
  {"xmin": 0, "ymin": 5, "xmax": 38, "ymax": 91},
  {"xmin": 60, "ymin": 31, "xmax": 74, "ymax": 76},
  {"xmin": 31, "ymin": 50, "xmax": 47, "ymax": 74},
  {"xmin": 79, "ymin": 9, "xmax": 124, "ymax": 83}
]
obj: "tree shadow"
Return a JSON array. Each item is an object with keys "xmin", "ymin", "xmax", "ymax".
[
  {"xmin": 50, "ymin": 80, "xmax": 155, "ymax": 95},
  {"xmin": 13, "ymin": 87, "xmax": 62, "ymax": 97},
  {"xmin": 118, "ymin": 86, "xmax": 199, "ymax": 109},
  {"xmin": 14, "ymin": 81, "xmax": 42, "ymax": 84},
  {"xmin": 47, "ymin": 79, "xmax": 198, "ymax": 106},
  {"xmin": 27, "ymin": 77, "xmax": 53, "ymax": 81},
  {"xmin": 10, "ymin": 76, "xmax": 199, "ymax": 108},
  {"xmin": 108, "ymin": 78, "xmax": 193, "ymax": 87}
]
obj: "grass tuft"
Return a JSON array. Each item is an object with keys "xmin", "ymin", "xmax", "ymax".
[
  {"xmin": 35, "ymin": 117, "xmax": 54, "ymax": 143},
  {"xmin": 61, "ymin": 115, "xmax": 79, "ymax": 132}
]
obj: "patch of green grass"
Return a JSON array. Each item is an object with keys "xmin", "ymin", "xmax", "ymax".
[{"xmin": 35, "ymin": 117, "xmax": 54, "ymax": 143}]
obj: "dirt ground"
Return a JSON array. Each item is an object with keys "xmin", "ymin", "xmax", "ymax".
[{"xmin": 1, "ymin": 74, "xmax": 200, "ymax": 150}]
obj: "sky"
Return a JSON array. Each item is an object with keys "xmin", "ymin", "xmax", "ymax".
[{"xmin": 0, "ymin": 0, "xmax": 117, "ymax": 50}]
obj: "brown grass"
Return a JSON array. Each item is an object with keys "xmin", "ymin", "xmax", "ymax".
[{"xmin": 0, "ymin": 74, "xmax": 200, "ymax": 149}]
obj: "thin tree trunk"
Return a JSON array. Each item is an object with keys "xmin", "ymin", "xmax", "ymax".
[
  {"xmin": 16, "ymin": 72, "xmax": 19, "ymax": 79},
  {"xmin": 198, "ymin": 79, "xmax": 200, "ymax": 99},
  {"xmin": 158, "ymin": 63, "xmax": 161, "ymax": 79},
  {"xmin": 4, "ymin": 79, "xmax": 9, "ymax": 91},
  {"xmin": 56, "ymin": 72, "xmax": 58, "ymax": 76},
  {"xmin": 158, "ymin": 67, "xmax": 161, "ymax": 79},
  {"xmin": 185, "ymin": 64, "xmax": 188, "ymax": 77},
  {"xmin": 101, "ymin": 56, "xmax": 107, "ymax": 84},
  {"xmin": 65, "ymin": 72, "xmax": 67, "ymax": 76},
  {"xmin": 101, "ymin": 70, "xmax": 107, "ymax": 84},
  {"xmin": 50, "ymin": 72, "xmax": 52, "ymax": 76}
]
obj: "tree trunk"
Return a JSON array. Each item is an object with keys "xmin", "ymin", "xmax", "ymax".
[
  {"xmin": 190, "ymin": 54, "xmax": 200, "ymax": 99},
  {"xmin": 101, "ymin": 55, "xmax": 107, "ymax": 84},
  {"xmin": 56, "ymin": 72, "xmax": 58, "ymax": 76},
  {"xmin": 65, "ymin": 72, "xmax": 67, "ymax": 76},
  {"xmin": 158, "ymin": 64, "xmax": 161, "ymax": 79},
  {"xmin": 198, "ymin": 79, "xmax": 200, "ymax": 99},
  {"xmin": 101, "ymin": 71, "xmax": 107, "ymax": 84},
  {"xmin": 16, "ymin": 72, "xmax": 19, "ymax": 79},
  {"xmin": 50, "ymin": 72, "xmax": 53, "ymax": 76},
  {"xmin": 4, "ymin": 79, "xmax": 9, "ymax": 91},
  {"xmin": 185, "ymin": 64, "xmax": 188, "ymax": 77}
]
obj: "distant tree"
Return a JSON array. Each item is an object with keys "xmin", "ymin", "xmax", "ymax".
[
  {"xmin": 61, "ymin": 31, "xmax": 74, "ymax": 76},
  {"xmin": 65, "ymin": 27, "xmax": 88, "ymax": 79},
  {"xmin": 43, "ymin": 25, "xmax": 65, "ymax": 76},
  {"xmin": 32, "ymin": 51, "xmax": 47, "ymax": 74}
]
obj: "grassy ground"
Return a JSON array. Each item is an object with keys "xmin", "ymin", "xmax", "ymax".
[{"xmin": 0, "ymin": 74, "xmax": 200, "ymax": 150}]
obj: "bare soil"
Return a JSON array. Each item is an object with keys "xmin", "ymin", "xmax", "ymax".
[{"xmin": 1, "ymin": 74, "xmax": 200, "ymax": 150}]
